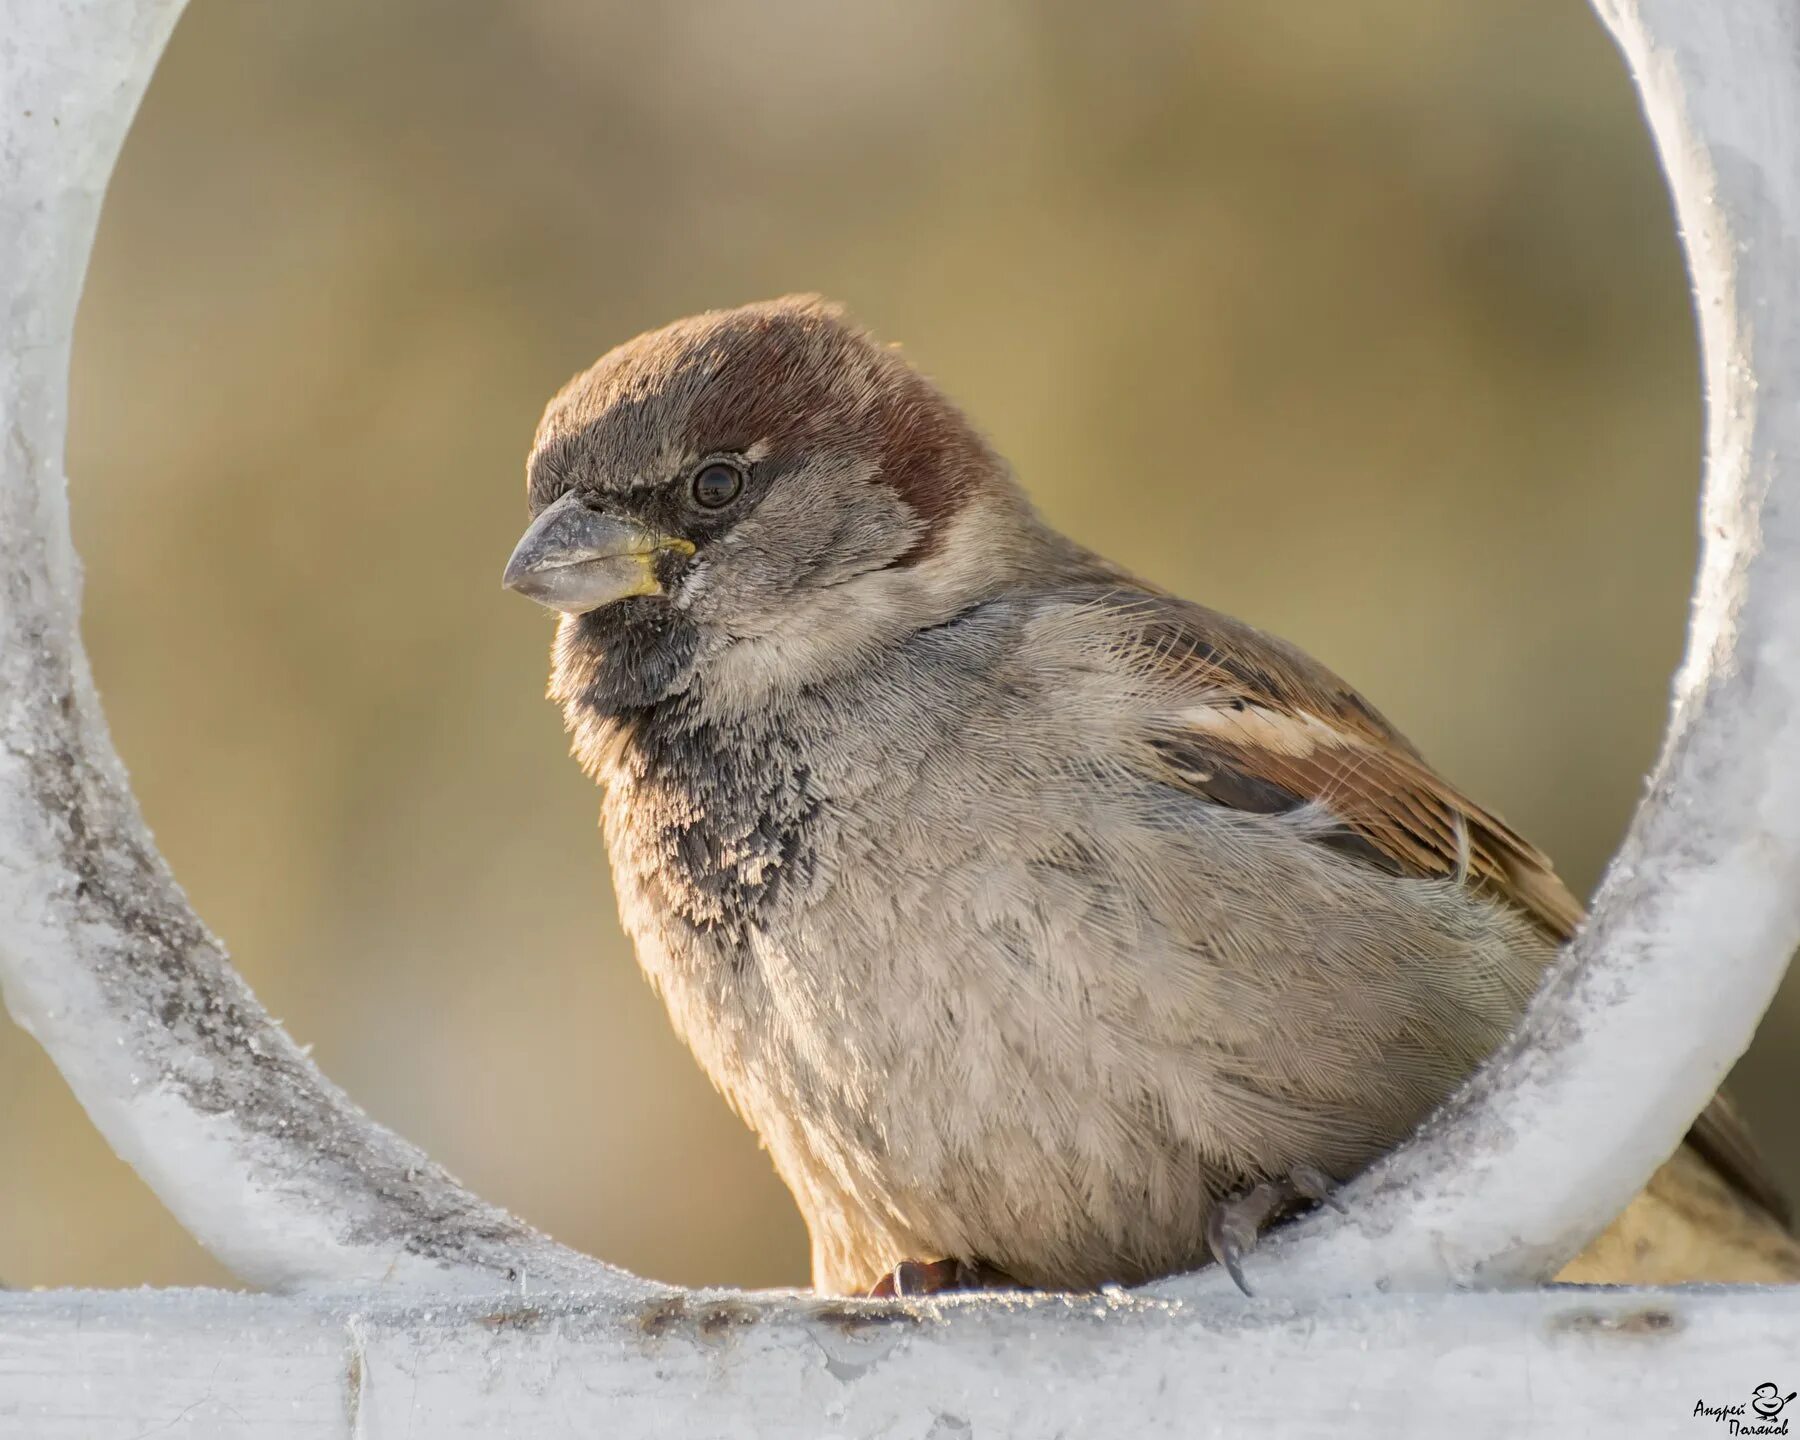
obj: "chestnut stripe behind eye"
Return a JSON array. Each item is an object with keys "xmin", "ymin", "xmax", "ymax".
[
  {"xmin": 681, "ymin": 304, "xmax": 995, "ymax": 569},
  {"xmin": 874, "ymin": 369, "xmax": 991, "ymax": 568}
]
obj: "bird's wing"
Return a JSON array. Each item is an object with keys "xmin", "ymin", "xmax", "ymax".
[
  {"xmin": 1080, "ymin": 587, "xmax": 1790, "ymax": 1226},
  {"xmin": 1687, "ymin": 1091, "xmax": 1793, "ymax": 1227},
  {"xmin": 1091, "ymin": 591, "xmax": 1583, "ymax": 939}
]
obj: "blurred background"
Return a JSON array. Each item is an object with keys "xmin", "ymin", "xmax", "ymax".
[{"xmin": 4, "ymin": 0, "xmax": 1790, "ymax": 1291}]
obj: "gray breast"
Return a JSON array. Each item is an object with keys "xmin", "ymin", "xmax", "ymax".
[{"xmin": 608, "ymin": 600, "xmax": 1023, "ymax": 955}]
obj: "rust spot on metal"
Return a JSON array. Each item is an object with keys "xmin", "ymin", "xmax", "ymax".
[
  {"xmin": 478, "ymin": 1304, "xmax": 547, "ymax": 1331},
  {"xmin": 635, "ymin": 1295, "xmax": 689, "ymax": 1337},
  {"xmin": 1550, "ymin": 1305, "xmax": 1682, "ymax": 1337},
  {"xmin": 695, "ymin": 1301, "xmax": 759, "ymax": 1339},
  {"xmin": 632, "ymin": 1295, "xmax": 761, "ymax": 1341}
]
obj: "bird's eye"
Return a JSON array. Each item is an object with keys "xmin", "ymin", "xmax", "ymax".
[{"xmin": 691, "ymin": 461, "xmax": 744, "ymax": 509}]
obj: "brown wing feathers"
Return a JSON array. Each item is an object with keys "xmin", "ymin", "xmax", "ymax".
[{"xmin": 1131, "ymin": 600, "xmax": 1584, "ymax": 939}]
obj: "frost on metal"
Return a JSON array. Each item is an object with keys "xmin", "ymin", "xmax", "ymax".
[{"xmin": 1, "ymin": 0, "xmax": 1799, "ymax": 1381}]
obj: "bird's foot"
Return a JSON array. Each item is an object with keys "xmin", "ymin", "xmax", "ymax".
[
  {"xmin": 1206, "ymin": 1165, "xmax": 1344, "ymax": 1297},
  {"xmin": 867, "ymin": 1257, "xmax": 1019, "ymax": 1299}
]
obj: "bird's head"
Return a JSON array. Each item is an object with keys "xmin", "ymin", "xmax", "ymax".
[{"xmin": 504, "ymin": 296, "xmax": 1045, "ymax": 722}]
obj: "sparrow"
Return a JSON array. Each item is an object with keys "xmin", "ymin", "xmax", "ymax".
[{"xmin": 504, "ymin": 295, "xmax": 1799, "ymax": 1296}]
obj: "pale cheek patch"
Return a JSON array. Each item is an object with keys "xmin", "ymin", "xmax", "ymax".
[{"xmin": 674, "ymin": 557, "xmax": 713, "ymax": 610}]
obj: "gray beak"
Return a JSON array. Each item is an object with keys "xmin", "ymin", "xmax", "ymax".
[{"xmin": 501, "ymin": 492, "xmax": 694, "ymax": 615}]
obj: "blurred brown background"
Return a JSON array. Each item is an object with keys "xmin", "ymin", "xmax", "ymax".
[{"xmin": 4, "ymin": 0, "xmax": 1793, "ymax": 1292}]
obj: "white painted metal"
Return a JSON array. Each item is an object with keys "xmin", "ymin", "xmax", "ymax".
[
  {"xmin": 0, "ymin": 1285, "xmax": 1786, "ymax": 1439},
  {"xmin": 3, "ymin": 0, "xmax": 1799, "ymax": 1432}
]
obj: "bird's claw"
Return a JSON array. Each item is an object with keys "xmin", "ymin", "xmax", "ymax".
[
  {"xmin": 1288, "ymin": 1163, "xmax": 1347, "ymax": 1213},
  {"xmin": 1206, "ymin": 1166, "xmax": 1343, "ymax": 1296},
  {"xmin": 867, "ymin": 1257, "xmax": 1018, "ymax": 1299},
  {"xmin": 1205, "ymin": 1180, "xmax": 1291, "ymax": 1296}
]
